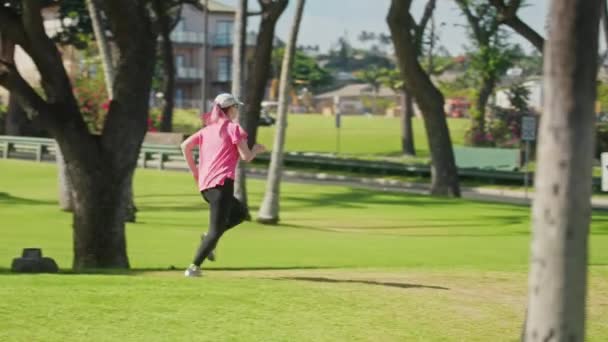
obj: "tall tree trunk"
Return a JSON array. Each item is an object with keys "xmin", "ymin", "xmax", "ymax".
[
  {"xmin": 401, "ymin": 89, "xmax": 416, "ymax": 156},
  {"xmin": 524, "ymin": 0, "xmax": 600, "ymax": 341},
  {"xmin": 602, "ymin": 0, "xmax": 608, "ymax": 55},
  {"xmin": 159, "ymin": 21, "xmax": 175, "ymax": 132},
  {"xmin": 258, "ymin": 0, "xmax": 306, "ymax": 224},
  {"xmin": 235, "ymin": 0, "xmax": 288, "ymax": 209},
  {"xmin": 474, "ymin": 76, "xmax": 495, "ymax": 136},
  {"xmin": 0, "ymin": 0, "xmax": 157, "ymax": 270},
  {"xmin": 387, "ymin": 0, "xmax": 460, "ymax": 197},
  {"xmin": 70, "ymin": 161, "xmax": 131, "ymax": 269},
  {"xmin": 87, "ymin": 0, "xmax": 138, "ymax": 222},
  {"xmin": 232, "ymin": 0, "xmax": 249, "ymax": 213},
  {"xmin": 201, "ymin": 0, "xmax": 209, "ymax": 112}
]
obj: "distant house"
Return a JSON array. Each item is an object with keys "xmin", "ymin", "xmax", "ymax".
[
  {"xmin": 314, "ymin": 83, "xmax": 399, "ymax": 115},
  {"xmin": 495, "ymin": 77, "xmax": 542, "ymax": 112}
]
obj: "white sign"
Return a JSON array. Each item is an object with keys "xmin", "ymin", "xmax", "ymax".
[
  {"xmin": 522, "ymin": 116, "xmax": 537, "ymax": 141},
  {"xmin": 602, "ymin": 153, "xmax": 608, "ymax": 192}
]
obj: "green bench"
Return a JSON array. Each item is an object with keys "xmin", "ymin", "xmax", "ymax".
[{"xmin": 453, "ymin": 146, "xmax": 520, "ymax": 171}]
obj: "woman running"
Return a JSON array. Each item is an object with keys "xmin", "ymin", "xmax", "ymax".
[{"xmin": 181, "ymin": 93, "xmax": 266, "ymax": 277}]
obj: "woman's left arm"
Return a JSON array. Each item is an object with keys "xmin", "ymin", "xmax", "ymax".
[{"xmin": 181, "ymin": 134, "xmax": 200, "ymax": 181}]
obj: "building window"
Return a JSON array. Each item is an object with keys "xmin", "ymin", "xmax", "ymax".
[
  {"xmin": 175, "ymin": 55, "xmax": 185, "ymax": 69},
  {"xmin": 175, "ymin": 20, "xmax": 185, "ymax": 32},
  {"xmin": 175, "ymin": 88, "xmax": 184, "ymax": 108},
  {"xmin": 217, "ymin": 56, "xmax": 231, "ymax": 82},
  {"xmin": 215, "ymin": 21, "xmax": 233, "ymax": 46}
]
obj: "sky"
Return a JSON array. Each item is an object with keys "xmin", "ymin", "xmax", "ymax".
[{"xmin": 220, "ymin": 0, "xmax": 549, "ymax": 55}]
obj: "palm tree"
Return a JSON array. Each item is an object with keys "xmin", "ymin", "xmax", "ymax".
[
  {"xmin": 257, "ymin": 0, "xmax": 306, "ymax": 224},
  {"xmin": 86, "ymin": 0, "xmax": 114, "ymax": 98},
  {"xmin": 524, "ymin": 0, "xmax": 600, "ymax": 340},
  {"xmin": 234, "ymin": 0, "xmax": 289, "ymax": 216},
  {"xmin": 357, "ymin": 66, "xmax": 383, "ymax": 114}
]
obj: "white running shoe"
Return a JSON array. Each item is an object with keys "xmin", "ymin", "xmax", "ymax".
[{"xmin": 184, "ymin": 264, "xmax": 202, "ymax": 277}]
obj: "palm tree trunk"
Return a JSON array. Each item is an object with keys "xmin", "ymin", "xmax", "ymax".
[
  {"xmin": 235, "ymin": 0, "xmax": 288, "ymax": 210},
  {"xmin": 86, "ymin": 0, "xmax": 114, "ymax": 98},
  {"xmin": 401, "ymin": 89, "xmax": 416, "ymax": 156},
  {"xmin": 524, "ymin": 1, "xmax": 600, "ymax": 340},
  {"xmin": 474, "ymin": 76, "xmax": 494, "ymax": 136},
  {"xmin": 232, "ymin": 0, "xmax": 249, "ymax": 213},
  {"xmin": 258, "ymin": 0, "xmax": 306, "ymax": 224},
  {"xmin": 56, "ymin": 141, "xmax": 73, "ymax": 211}
]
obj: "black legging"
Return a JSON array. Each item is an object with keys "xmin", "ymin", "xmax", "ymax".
[{"xmin": 193, "ymin": 179, "xmax": 247, "ymax": 266}]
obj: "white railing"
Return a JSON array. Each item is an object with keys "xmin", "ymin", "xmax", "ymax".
[
  {"xmin": 176, "ymin": 67, "xmax": 204, "ymax": 79},
  {"xmin": 171, "ymin": 31, "xmax": 205, "ymax": 44}
]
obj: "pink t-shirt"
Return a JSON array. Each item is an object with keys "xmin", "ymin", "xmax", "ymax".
[{"xmin": 190, "ymin": 119, "xmax": 248, "ymax": 191}]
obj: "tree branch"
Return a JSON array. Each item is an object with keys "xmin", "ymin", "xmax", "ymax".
[
  {"xmin": 414, "ymin": 0, "xmax": 436, "ymax": 55},
  {"xmin": 100, "ymin": 0, "xmax": 157, "ymax": 156},
  {"xmin": 0, "ymin": 7, "xmax": 28, "ymax": 46},
  {"xmin": 0, "ymin": 59, "xmax": 55, "ymax": 131},
  {"xmin": 455, "ymin": 0, "xmax": 484, "ymax": 43},
  {"xmin": 21, "ymin": 0, "xmax": 76, "ymax": 103},
  {"xmin": 247, "ymin": 11, "xmax": 262, "ymax": 16},
  {"xmin": 489, "ymin": 0, "xmax": 544, "ymax": 52}
]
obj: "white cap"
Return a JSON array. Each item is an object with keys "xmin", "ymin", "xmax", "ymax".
[{"xmin": 214, "ymin": 93, "xmax": 244, "ymax": 109}]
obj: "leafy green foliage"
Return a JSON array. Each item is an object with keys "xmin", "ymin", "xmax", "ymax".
[
  {"xmin": 272, "ymin": 48, "xmax": 333, "ymax": 91},
  {"xmin": 72, "ymin": 67, "xmax": 109, "ymax": 134},
  {"xmin": 596, "ymin": 123, "xmax": 608, "ymax": 158},
  {"xmin": 379, "ymin": 68, "xmax": 403, "ymax": 92},
  {"xmin": 355, "ymin": 66, "xmax": 384, "ymax": 92},
  {"xmin": 597, "ymin": 82, "xmax": 608, "ymax": 112},
  {"xmin": 321, "ymin": 36, "xmax": 394, "ymax": 72},
  {"xmin": 53, "ymin": 0, "xmax": 94, "ymax": 49},
  {"xmin": 506, "ymin": 83, "xmax": 531, "ymax": 113}
]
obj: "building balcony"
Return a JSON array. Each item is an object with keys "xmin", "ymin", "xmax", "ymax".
[
  {"xmin": 212, "ymin": 32, "xmax": 258, "ymax": 47},
  {"xmin": 171, "ymin": 31, "xmax": 205, "ymax": 44},
  {"xmin": 176, "ymin": 67, "xmax": 204, "ymax": 80},
  {"xmin": 213, "ymin": 34, "xmax": 233, "ymax": 47}
]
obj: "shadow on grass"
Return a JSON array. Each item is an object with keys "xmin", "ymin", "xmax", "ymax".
[
  {"xmin": 0, "ymin": 266, "xmax": 336, "ymax": 276},
  {"xmin": 273, "ymin": 276, "xmax": 449, "ymax": 291},
  {"xmin": 0, "ymin": 192, "xmax": 56, "ymax": 206}
]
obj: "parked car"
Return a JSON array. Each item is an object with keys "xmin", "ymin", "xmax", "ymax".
[
  {"xmin": 259, "ymin": 101, "xmax": 278, "ymax": 126},
  {"xmin": 259, "ymin": 110, "xmax": 276, "ymax": 126}
]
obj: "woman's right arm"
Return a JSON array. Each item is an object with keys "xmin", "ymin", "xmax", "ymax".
[
  {"xmin": 237, "ymin": 141, "xmax": 266, "ymax": 162},
  {"xmin": 181, "ymin": 134, "xmax": 200, "ymax": 180}
]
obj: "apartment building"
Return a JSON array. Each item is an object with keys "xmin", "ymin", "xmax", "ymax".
[{"xmin": 172, "ymin": 1, "xmax": 255, "ymax": 109}]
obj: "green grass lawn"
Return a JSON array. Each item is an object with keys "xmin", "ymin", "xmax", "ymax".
[
  {"xmin": 173, "ymin": 110, "xmax": 469, "ymax": 159},
  {"xmin": 1, "ymin": 159, "xmax": 607, "ymax": 341}
]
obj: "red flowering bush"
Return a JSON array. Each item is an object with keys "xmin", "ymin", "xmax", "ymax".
[
  {"xmin": 72, "ymin": 75, "xmax": 109, "ymax": 134},
  {"xmin": 147, "ymin": 109, "xmax": 162, "ymax": 132}
]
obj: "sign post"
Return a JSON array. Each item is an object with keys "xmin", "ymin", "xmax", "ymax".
[
  {"xmin": 334, "ymin": 95, "xmax": 341, "ymax": 155},
  {"xmin": 521, "ymin": 116, "xmax": 537, "ymax": 199},
  {"xmin": 602, "ymin": 153, "xmax": 608, "ymax": 192}
]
